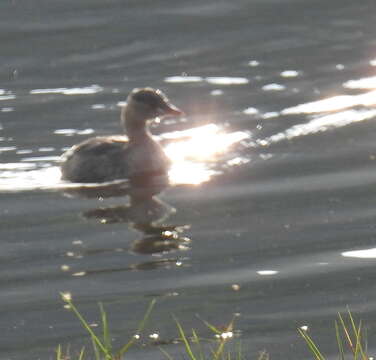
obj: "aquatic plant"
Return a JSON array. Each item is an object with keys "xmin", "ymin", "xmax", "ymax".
[
  {"xmin": 58, "ymin": 294, "xmax": 369, "ymax": 360},
  {"xmin": 58, "ymin": 293, "xmax": 155, "ymax": 360},
  {"xmin": 57, "ymin": 294, "xmax": 245, "ymax": 360},
  {"xmin": 299, "ymin": 310, "xmax": 369, "ymax": 360},
  {"xmin": 159, "ymin": 315, "xmax": 247, "ymax": 360}
]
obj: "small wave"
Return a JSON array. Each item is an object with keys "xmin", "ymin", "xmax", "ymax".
[
  {"xmin": 206, "ymin": 77, "xmax": 249, "ymax": 85},
  {"xmin": 342, "ymin": 248, "xmax": 376, "ymax": 259},
  {"xmin": 54, "ymin": 128, "xmax": 95, "ymax": 136},
  {"xmin": 280, "ymin": 70, "xmax": 300, "ymax": 78},
  {"xmin": 262, "ymin": 83, "xmax": 286, "ymax": 91},
  {"xmin": 258, "ymin": 109, "xmax": 376, "ymax": 146},
  {"xmin": 343, "ymin": 76, "xmax": 376, "ymax": 90},
  {"xmin": 30, "ymin": 85, "xmax": 103, "ymax": 95},
  {"xmin": 164, "ymin": 76, "xmax": 203, "ymax": 83},
  {"xmin": 0, "ymin": 95, "xmax": 16, "ymax": 101},
  {"xmin": 283, "ymin": 90, "xmax": 376, "ymax": 114},
  {"xmin": 164, "ymin": 76, "xmax": 249, "ymax": 85}
]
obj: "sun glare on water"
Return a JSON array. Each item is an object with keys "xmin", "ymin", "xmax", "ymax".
[
  {"xmin": 0, "ymin": 124, "xmax": 249, "ymax": 193},
  {"xmin": 163, "ymin": 124, "xmax": 249, "ymax": 185}
]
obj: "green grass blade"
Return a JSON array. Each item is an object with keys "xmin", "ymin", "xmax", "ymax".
[
  {"xmin": 364, "ymin": 327, "xmax": 368, "ymax": 354},
  {"xmin": 78, "ymin": 347, "xmax": 86, "ymax": 360},
  {"xmin": 117, "ymin": 337, "xmax": 135, "ymax": 357},
  {"xmin": 91, "ymin": 336, "xmax": 101, "ymax": 360},
  {"xmin": 136, "ymin": 298, "xmax": 156, "ymax": 334},
  {"xmin": 236, "ymin": 341, "xmax": 243, "ymax": 360},
  {"xmin": 347, "ymin": 308, "xmax": 358, "ymax": 339},
  {"xmin": 61, "ymin": 294, "xmax": 110, "ymax": 358},
  {"xmin": 354, "ymin": 321, "xmax": 361, "ymax": 359},
  {"xmin": 201, "ymin": 318, "xmax": 222, "ymax": 335},
  {"xmin": 214, "ymin": 339, "xmax": 227, "ymax": 360},
  {"xmin": 355, "ymin": 320, "xmax": 368, "ymax": 360},
  {"xmin": 338, "ymin": 312, "xmax": 353, "ymax": 352},
  {"xmin": 298, "ymin": 329, "xmax": 325, "ymax": 360},
  {"xmin": 174, "ymin": 317, "xmax": 197, "ymax": 360},
  {"xmin": 335, "ymin": 320, "xmax": 345, "ymax": 360},
  {"xmin": 201, "ymin": 316, "xmax": 235, "ymax": 336},
  {"xmin": 192, "ymin": 329, "xmax": 205, "ymax": 360},
  {"xmin": 99, "ymin": 303, "xmax": 112, "ymax": 353},
  {"xmin": 345, "ymin": 310, "xmax": 367, "ymax": 360},
  {"xmin": 56, "ymin": 344, "xmax": 62, "ymax": 360},
  {"xmin": 117, "ymin": 299, "xmax": 156, "ymax": 356}
]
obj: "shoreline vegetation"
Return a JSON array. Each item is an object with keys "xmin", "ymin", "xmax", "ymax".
[{"xmin": 58, "ymin": 294, "xmax": 370, "ymax": 360}]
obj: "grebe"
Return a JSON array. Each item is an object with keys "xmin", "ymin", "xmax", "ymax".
[{"xmin": 61, "ymin": 87, "xmax": 183, "ymax": 183}]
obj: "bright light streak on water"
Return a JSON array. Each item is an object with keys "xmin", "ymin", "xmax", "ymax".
[
  {"xmin": 168, "ymin": 162, "xmax": 218, "ymax": 185},
  {"xmin": 342, "ymin": 248, "xmax": 376, "ymax": 259},
  {"xmin": 205, "ymin": 77, "xmax": 249, "ymax": 85},
  {"xmin": 258, "ymin": 109, "xmax": 376, "ymax": 146},
  {"xmin": 262, "ymin": 83, "xmax": 286, "ymax": 91},
  {"xmin": 21, "ymin": 156, "xmax": 61, "ymax": 162},
  {"xmin": 248, "ymin": 60, "xmax": 260, "ymax": 67},
  {"xmin": 0, "ymin": 95, "xmax": 16, "ymax": 101},
  {"xmin": 91, "ymin": 104, "xmax": 106, "ymax": 110},
  {"xmin": 30, "ymin": 85, "xmax": 103, "ymax": 95},
  {"xmin": 282, "ymin": 90, "xmax": 376, "ymax": 114},
  {"xmin": 262, "ymin": 112, "xmax": 279, "ymax": 119},
  {"xmin": 0, "ymin": 166, "xmax": 62, "ymax": 192},
  {"xmin": 280, "ymin": 70, "xmax": 300, "ymax": 78},
  {"xmin": 0, "ymin": 146, "xmax": 17, "ymax": 152},
  {"xmin": 0, "ymin": 163, "xmax": 36, "ymax": 170},
  {"xmin": 164, "ymin": 124, "xmax": 249, "ymax": 162},
  {"xmin": 164, "ymin": 124, "xmax": 249, "ymax": 185},
  {"xmin": 164, "ymin": 76, "xmax": 249, "ymax": 85},
  {"xmin": 164, "ymin": 76, "xmax": 203, "ymax": 83},
  {"xmin": 54, "ymin": 129, "xmax": 95, "ymax": 136},
  {"xmin": 243, "ymin": 107, "xmax": 259, "ymax": 115},
  {"xmin": 257, "ymin": 270, "xmax": 279, "ymax": 275},
  {"xmin": 343, "ymin": 76, "xmax": 376, "ymax": 89}
]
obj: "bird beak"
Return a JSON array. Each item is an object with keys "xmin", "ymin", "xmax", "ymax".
[{"xmin": 157, "ymin": 102, "xmax": 185, "ymax": 117}]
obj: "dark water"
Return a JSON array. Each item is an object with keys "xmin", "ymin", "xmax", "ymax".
[{"xmin": 1, "ymin": 0, "xmax": 376, "ymax": 359}]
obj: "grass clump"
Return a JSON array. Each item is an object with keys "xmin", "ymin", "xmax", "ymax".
[
  {"xmin": 159, "ymin": 315, "xmax": 247, "ymax": 360},
  {"xmin": 58, "ymin": 293, "xmax": 155, "ymax": 360},
  {"xmin": 59, "ymin": 294, "xmax": 370, "ymax": 360},
  {"xmin": 299, "ymin": 309, "xmax": 370, "ymax": 360},
  {"xmin": 58, "ymin": 293, "xmax": 244, "ymax": 360}
]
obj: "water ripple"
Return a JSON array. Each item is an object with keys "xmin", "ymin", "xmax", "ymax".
[
  {"xmin": 282, "ymin": 90, "xmax": 376, "ymax": 114},
  {"xmin": 259, "ymin": 109, "xmax": 376, "ymax": 146},
  {"xmin": 0, "ymin": 124, "xmax": 251, "ymax": 193},
  {"xmin": 30, "ymin": 85, "xmax": 103, "ymax": 95}
]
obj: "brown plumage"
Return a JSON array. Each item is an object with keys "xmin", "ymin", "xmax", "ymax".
[{"xmin": 60, "ymin": 88, "xmax": 183, "ymax": 183}]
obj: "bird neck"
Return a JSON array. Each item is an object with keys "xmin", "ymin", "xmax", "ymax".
[{"xmin": 121, "ymin": 105, "xmax": 153, "ymax": 142}]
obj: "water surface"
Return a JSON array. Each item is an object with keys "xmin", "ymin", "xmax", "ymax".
[{"xmin": 1, "ymin": 0, "xmax": 376, "ymax": 359}]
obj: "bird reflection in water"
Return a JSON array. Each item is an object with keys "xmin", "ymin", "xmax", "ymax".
[
  {"xmin": 63, "ymin": 177, "xmax": 191, "ymax": 274},
  {"xmin": 82, "ymin": 192, "xmax": 191, "ymax": 256}
]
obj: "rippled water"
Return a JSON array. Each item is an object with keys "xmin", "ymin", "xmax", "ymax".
[{"xmin": 1, "ymin": 0, "xmax": 376, "ymax": 359}]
